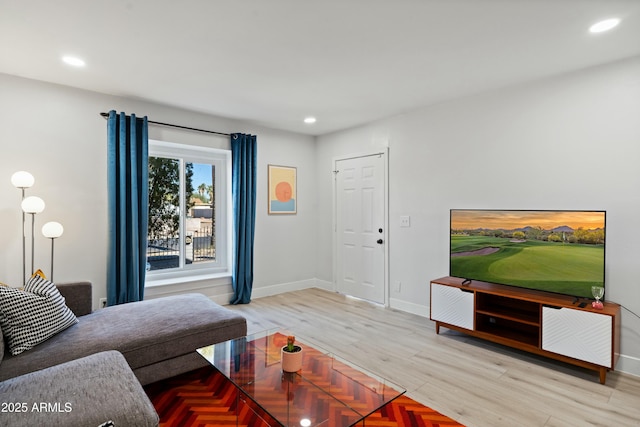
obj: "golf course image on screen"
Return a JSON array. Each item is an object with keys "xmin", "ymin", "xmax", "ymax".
[{"xmin": 450, "ymin": 210, "xmax": 605, "ymax": 298}]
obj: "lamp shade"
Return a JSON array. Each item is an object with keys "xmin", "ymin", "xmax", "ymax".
[
  {"xmin": 21, "ymin": 196, "xmax": 45, "ymax": 214},
  {"xmin": 11, "ymin": 171, "xmax": 35, "ymax": 189},
  {"xmin": 42, "ymin": 221, "xmax": 64, "ymax": 238}
]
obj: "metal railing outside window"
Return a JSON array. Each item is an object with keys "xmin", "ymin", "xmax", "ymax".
[{"xmin": 146, "ymin": 227, "xmax": 216, "ymax": 271}]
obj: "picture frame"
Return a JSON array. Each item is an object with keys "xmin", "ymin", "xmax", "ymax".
[{"xmin": 268, "ymin": 165, "xmax": 297, "ymax": 214}]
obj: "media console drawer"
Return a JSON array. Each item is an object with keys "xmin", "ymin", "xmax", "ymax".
[
  {"xmin": 430, "ymin": 282, "xmax": 474, "ymax": 330},
  {"xmin": 542, "ymin": 306, "xmax": 613, "ymax": 367}
]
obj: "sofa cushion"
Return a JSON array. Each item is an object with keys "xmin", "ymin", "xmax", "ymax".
[
  {"xmin": 0, "ymin": 275, "xmax": 77, "ymax": 355},
  {"xmin": 0, "ymin": 350, "xmax": 158, "ymax": 427},
  {"xmin": 56, "ymin": 282, "xmax": 93, "ymax": 317}
]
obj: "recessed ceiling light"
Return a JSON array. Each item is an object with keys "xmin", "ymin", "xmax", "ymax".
[
  {"xmin": 62, "ymin": 55, "xmax": 86, "ymax": 67},
  {"xmin": 304, "ymin": 117, "xmax": 316, "ymax": 124},
  {"xmin": 589, "ymin": 18, "xmax": 620, "ymax": 33}
]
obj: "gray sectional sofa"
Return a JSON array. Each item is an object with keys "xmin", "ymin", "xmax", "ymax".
[{"xmin": 0, "ymin": 281, "xmax": 247, "ymax": 426}]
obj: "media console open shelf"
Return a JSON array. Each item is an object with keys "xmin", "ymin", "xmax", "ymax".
[{"xmin": 430, "ymin": 276, "xmax": 621, "ymax": 384}]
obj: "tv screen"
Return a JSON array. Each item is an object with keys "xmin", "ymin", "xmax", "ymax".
[{"xmin": 450, "ymin": 209, "xmax": 605, "ymax": 299}]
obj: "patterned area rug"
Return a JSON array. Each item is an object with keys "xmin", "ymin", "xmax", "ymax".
[{"xmin": 144, "ymin": 367, "xmax": 465, "ymax": 427}]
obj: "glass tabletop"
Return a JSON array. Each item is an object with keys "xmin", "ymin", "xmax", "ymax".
[{"xmin": 197, "ymin": 330, "xmax": 405, "ymax": 427}]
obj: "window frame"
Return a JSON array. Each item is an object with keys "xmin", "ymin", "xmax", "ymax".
[{"xmin": 145, "ymin": 139, "xmax": 232, "ymax": 286}]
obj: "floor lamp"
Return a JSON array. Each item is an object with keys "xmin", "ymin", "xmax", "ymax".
[
  {"xmin": 42, "ymin": 221, "xmax": 64, "ymax": 282},
  {"xmin": 21, "ymin": 196, "xmax": 45, "ymax": 277},
  {"xmin": 11, "ymin": 171, "xmax": 35, "ymax": 286}
]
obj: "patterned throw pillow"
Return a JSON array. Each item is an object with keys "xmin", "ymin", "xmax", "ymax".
[
  {"xmin": 0, "ymin": 323, "xmax": 4, "ymax": 364},
  {"xmin": 0, "ymin": 275, "xmax": 78, "ymax": 355}
]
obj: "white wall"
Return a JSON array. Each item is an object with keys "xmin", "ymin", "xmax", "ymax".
[
  {"xmin": 0, "ymin": 73, "xmax": 317, "ymax": 307},
  {"xmin": 316, "ymin": 56, "xmax": 640, "ymax": 377},
  {"xmin": 253, "ymin": 127, "xmax": 319, "ymax": 297}
]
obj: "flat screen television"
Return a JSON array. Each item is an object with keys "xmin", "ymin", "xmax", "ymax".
[{"xmin": 450, "ymin": 209, "xmax": 606, "ymax": 299}]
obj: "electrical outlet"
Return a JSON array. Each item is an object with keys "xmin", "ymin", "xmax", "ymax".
[
  {"xmin": 400, "ymin": 215, "xmax": 411, "ymax": 227},
  {"xmin": 99, "ymin": 298, "xmax": 107, "ymax": 309},
  {"xmin": 394, "ymin": 281, "xmax": 401, "ymax": 292}
]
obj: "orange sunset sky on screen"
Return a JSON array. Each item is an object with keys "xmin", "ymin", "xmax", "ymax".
[{"xmin": 451, "ymin": 210, "xmax": 605, "ymax": 230}]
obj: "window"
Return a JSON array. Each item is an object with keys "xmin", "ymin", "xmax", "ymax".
[{"xmin": 146, "ymin": 140, "xmax": 231, "ymax": 283}]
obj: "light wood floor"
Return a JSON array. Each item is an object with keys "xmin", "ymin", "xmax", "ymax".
[{"xmin": 225, "ymin": 288, "xmax": 640, "ymax": 427}]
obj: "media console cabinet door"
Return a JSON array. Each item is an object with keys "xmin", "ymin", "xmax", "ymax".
[
  {"xmin": 542, "ymin": 307, "xmax": 612, "ymax": 367},
  {"xmin": 430, "ymin": 283, "xmax": 474, "ymax": 330}
]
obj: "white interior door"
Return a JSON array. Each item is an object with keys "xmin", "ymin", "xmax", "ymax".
[{"xmin": 335, "ymin": 153, "xmax": 386, "ymax": 304}]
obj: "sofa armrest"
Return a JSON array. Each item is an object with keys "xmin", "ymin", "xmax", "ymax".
[{"xmin": 56, "ymin": 281, "xmax": 93, "ymax": 316}]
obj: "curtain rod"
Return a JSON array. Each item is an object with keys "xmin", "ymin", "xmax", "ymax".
[{"xmin": 100, "ymin": 112, "xmax": 230, "ymax": 137}]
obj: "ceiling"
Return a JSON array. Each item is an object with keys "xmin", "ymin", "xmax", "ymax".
[{"xmin": 2, "ymin": 1, "xmax": 639, "ymax": 136}]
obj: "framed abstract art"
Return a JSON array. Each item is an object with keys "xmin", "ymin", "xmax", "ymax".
[{"xmin": 268, "ymin": 165, "xmax": 296, "ymax": 214}]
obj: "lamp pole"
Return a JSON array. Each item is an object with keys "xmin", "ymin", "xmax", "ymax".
[
  {"xmin": 11, "ymin": 171, "xmax": 35, "ymax": 285},
  {"xmin": 21, "ymin": 196, "xmax": 45, "ymax": 277},
  {"xmin": 22, "ymin": 188, "xmax": 27, "ymax": 283}
]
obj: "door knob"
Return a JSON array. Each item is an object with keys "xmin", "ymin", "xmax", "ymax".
[{"xmin": 377, "ymin": 239, "xmax": 383, "ymax": 244}]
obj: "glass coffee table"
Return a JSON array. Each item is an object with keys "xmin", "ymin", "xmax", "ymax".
[{"xmin": 197, "ymin": 330, "xmax": 405, "ymax": 427}]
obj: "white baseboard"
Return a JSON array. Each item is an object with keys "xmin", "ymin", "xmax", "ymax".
[
  {"xmin": 250, "ymin": 279, "xmax": 316, "ymax": 299},
  {"xmin": 616, "ymin": 354, "xmax": 640, "ymax": 379},
  {"xmin": 213, "ymin": 278, "xmax": 333, "ymax": 306},
  {"xmin": 210, "ymin": 293, "xmax": 234, "ymax": 306},
  {"xmin": 314, "ymin": 279, "xmax": 333, "ymax": 291},
  {"xmin": 389, "ymin": 298, "xmax": 429, "ymax": 318}
]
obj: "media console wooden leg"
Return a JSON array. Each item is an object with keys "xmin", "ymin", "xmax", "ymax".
[
  {"xmin": 435, "ymin": 322, "xmax": 440, "ymax": 334},
  {"xmin": 599, "ymin": 368, "xmax": 606, "ymax": 385}
]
